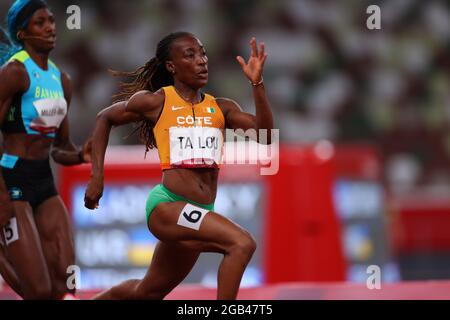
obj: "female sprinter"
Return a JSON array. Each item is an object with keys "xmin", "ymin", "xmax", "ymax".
[
  {"xmin": 0, "ymin": 0, "xmax": 91, "ymax": 299},
  {"xmin": 84, "ymin": 32, "xmax": 273, "ymax": 300}
]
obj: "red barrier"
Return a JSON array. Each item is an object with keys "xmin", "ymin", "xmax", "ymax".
[
  {"xmin": 390, "ymin": 196, "xmax": 450, "ymax": 254},
  {"xmin": 264, "ymin": 145, "xmax": 346, "ymax": 282}
]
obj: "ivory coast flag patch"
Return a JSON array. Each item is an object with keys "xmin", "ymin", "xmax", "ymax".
[{"xmin": 205, "ymin": 107, "xmax": 215, "ymax": 113}]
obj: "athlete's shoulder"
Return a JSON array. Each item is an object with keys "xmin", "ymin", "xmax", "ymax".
[
  {"xmin": 1, "ymin": 59, "xmax": 27, "ymax": 78},
  {"xmin": 59, "ymin": 70, "xmax": 71, "ymax": 87},
  {"xmin": 130, "ymin": 89, "xmax": 165, "ymax": 105},
  {"xmin": 215, "ymin": 97, "xmax": 242, "ymax": 112},
  {"xmin": 48, "ymin": 58, "xmax": 60, "ymax": 72},
  {"xmin": 60, "ymin": 71, "xmax": 72, "ymax": 102},
  {"xmin": 0, "ymin": 60, "xmax": 29, "ymax": 92},
  {"xmin": 7, "ymin": 50, "xmax": 30, "ymax": 64},
  {"xmin": 126, "ymin": 89, "xmax": 165, "ymax": 115}
]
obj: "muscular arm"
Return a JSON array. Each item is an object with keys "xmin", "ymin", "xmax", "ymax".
[
  {"xmin": 90, "ymin": 101, "xmax": 143, "ymax": 178},
  {"xmin": 91, "ymin": 90, "xmax": 164, "ymax": 177},
  {"xmin": 217, "ymin": 86, "xmax": 274, "ymax": 144},
  {"xmin": 85, "ymin": 90, "xmax": 164, "ymax": 209},
  {"xmin": 218, "ymin": 37, "xmax": 274, "ymax": 144},
  {"xmin": 51, "ymin": 72, "xmax": 86, "ymax": 165},
  {"xmin": 124, "ymin": 89, "xmax": 165, "ymax": 119},
  {"xmin": 0, "ymin": 61, "xmax": 29, "ymax": 225}
]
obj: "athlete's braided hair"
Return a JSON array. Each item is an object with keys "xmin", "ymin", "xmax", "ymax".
[{"xmin": 112, "ymin": 31, "xmax": 194, "ymax": 153}]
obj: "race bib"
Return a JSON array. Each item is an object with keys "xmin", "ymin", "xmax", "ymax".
[
  {"xmin": 30, "ymin": 97, "xmax": 67, "ymax": 134},
  {"xmin": 169, "ymin": 127, "xmax": 223, "ymax": 167},
  {"xmin": 3, "ymin": 217, "xmax": 19, "ymax": 246},
  {"xmin": 177, "ymin": 203, "xmax": 210, "ymax": 231}
]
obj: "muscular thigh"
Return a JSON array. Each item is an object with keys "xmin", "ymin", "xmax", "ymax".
[
  {"xmin": 34, "ymin": 196, "xmax": 75, "ymax": 276},
  {"xmin": 148, "ymin": 201, "xmax": 248, "ymax": 253},
  {"xmin": 1, "ymin": 202, "xmax": 50, "ymax": 287}
]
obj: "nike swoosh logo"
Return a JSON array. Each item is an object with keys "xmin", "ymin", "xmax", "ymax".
[{"xmin": 172, "ymin": 106, "xmax": 186, "ymax": 111}]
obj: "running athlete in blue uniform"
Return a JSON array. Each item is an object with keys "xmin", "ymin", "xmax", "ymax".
[{"xmin": 0, "ymin": 0, "xmax": 91, "ymax": 299}]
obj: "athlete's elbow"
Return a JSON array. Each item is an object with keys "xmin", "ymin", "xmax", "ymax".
[
  {"xmin": 50, "ymin": 148, "xmax": 65, "ymax": 165},
  {"xmin": 96, "ymin": 109, "xmax": 107, "ymax": 121},
  {"xmin": 96, "ymin": 109, "xmax": 112, "ymax": 126}
]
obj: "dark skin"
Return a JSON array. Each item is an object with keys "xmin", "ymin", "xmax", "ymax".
[
  {"xmin": 85, "ymin": 35, "xmax": 273, "ymax": 300},
  {"xmin": 0, "ymin": 8, "xmax": 91, "ymax": 299}
]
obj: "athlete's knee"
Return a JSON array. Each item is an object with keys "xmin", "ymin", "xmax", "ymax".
[{"xmin": 228, "ymin": 231, "xmax": 257, "ymax": 260}]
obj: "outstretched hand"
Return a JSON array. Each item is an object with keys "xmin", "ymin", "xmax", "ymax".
[{"xmin": 236, "ymin": 37, "xmax": 267, "ymax": 84}]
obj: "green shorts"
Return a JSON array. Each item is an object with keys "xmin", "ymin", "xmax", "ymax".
[{"xmin": 145, "ymin": 184, "xmax": 215, "ymax": 224}]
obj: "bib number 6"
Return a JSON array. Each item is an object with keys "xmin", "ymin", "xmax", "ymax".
[
  {"xmin": 177, "ymin": 204, "xmax": 210, "ymax": 231},
  {"xmin": 183, "ymin": 210, "xmax": 202, "ymax": 223}
]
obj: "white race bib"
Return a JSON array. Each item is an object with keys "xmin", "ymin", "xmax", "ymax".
[
  {"xmin": 177, "ymin": 203, "xmax": 210, "ymax": 230},
  {"xmin": 30, "ymin": 97, "xmax": 67, "ymax": 133},
  {"xmin": 169, "ymin": 127, "xmax": 223, "ymax": 167},
  {"xmin": 3, "ymin": 217, "xmax": 19, "ymax": 246}
]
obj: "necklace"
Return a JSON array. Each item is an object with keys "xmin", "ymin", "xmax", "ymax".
[{"xmin": 174, "ymin": 86, "xmax": 201, "ymax": 105}]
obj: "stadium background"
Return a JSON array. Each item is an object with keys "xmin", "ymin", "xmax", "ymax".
[{"xmin": 2, "ymin": 0, "xmax": 450, "ymax": 299}]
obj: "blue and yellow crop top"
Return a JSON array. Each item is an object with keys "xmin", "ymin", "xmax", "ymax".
[{"xmin": 1, "ymin": 50, "xmax": 67, "ymax": 138}]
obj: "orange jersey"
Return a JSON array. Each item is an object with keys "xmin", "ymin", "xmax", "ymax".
[{"xmin": 153, "ymin": 86, "xmax": 225, "ymax": 170}]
